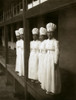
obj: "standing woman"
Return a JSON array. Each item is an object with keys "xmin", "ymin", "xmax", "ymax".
[
  {"xmin": 28, "ymin": 28, "xmax": 40, "ymax": 82},
  {"xmin": 38, "ymin": 27, "xmax": 47, "ymax": 84},
  {"xmin": 19, "ymin": 28, "xmax": 24, "ymax": 76},
  {"xmin": 15, "ymin": 30, "xmax": 21, "ymax": 75},
  {"xmin": 43, "ymin": 23, "xmax": 61, "ymax": 94}
]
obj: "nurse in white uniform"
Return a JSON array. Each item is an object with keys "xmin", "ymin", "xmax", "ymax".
[
  {"xmin": 38, "ymin": 27, "xmax": 47, "ymax": 84},
  {"xmin": 28, "ymin": 28, "xmax": 40, "ymax": 82},
  {"xmin": 43, "ymin": 22, "xmax": 61, "ymax": 94},
  {"xmin": 19, "ymin": 28, "xmax": 24, "ymax": 76},
  {"xmin": 15, "ymin": 30, "xmax": 21, "ymax": 75}
]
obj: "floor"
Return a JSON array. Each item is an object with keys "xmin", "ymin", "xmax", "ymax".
[{"xmin": 0, "ymin": 70, "xmax": 18, "ymax": 100}]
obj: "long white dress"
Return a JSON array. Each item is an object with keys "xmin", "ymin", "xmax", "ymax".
[
  {"xmin": 15, "ymin": 40, "xmax": 21, "ymax": 74},
  {"xmin": 38, "ymin": 40, "xmax": 46, "ymax": 83},
  {"xmin": 28, "ymin": 40, "xmax": 40, "ymax": 80},
  {"xmin": 20, "ymin": 39, "xmax": 24, "ymax": 76},
  {"xmin": 42, "ymin": 38, "xmax": 61, "ymax": 93}
]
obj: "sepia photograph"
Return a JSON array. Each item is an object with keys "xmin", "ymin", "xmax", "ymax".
[{"xmin": 0, "ymin": 0, "xmax": 76, "ymax": 100}]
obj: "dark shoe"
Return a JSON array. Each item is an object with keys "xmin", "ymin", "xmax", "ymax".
[
  {"xmin": 46, "ymin": 91, "xmax": 50, "ymax": 94},
  {"xmin": 46, "ymin": 91, "xmax": 54, "ymax": 95},
  {"xmin": 31, "ymin": 80, "xmax": 35, "ymax": 82}
]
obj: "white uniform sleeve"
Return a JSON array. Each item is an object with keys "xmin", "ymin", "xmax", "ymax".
[{"xmin": 54, "ymin": 40, "xmax": 59, "ymax": 64}]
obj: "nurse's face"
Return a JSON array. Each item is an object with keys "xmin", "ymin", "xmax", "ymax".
[
  {"xmin": 20, "ymin": 34, "xmax": 24, "ymax": 40},
  {"xmin": 16, "ymin": 36, "xmax": 20, "ymax": 40},
  {"xmin": 47, "ymin": 31, "xmax": 54, "ymax": 39},
  {"xmin": 39, "ymin": 35, "xmax": 46, "ymax": 41},
  {"xmin": 33, "ymin": 34, "xmax": 38, "ymax": 40}
]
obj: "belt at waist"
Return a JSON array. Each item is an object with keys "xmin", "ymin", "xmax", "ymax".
[
  {"xmin": 39, "ymin": 50, "xmax": 46, "ymax": 53},
  {"xmin": 46, "ymin": 49, "xmax": 55, "ymax": 53}
]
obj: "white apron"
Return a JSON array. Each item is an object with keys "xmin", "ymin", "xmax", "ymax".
[
  {"xmin": 28, "ymin": 40, "xmax": 40, "ymax": 80},
  {"xmin": 42, "ymin": 38, "xmax": 61, "ymax": 93}
]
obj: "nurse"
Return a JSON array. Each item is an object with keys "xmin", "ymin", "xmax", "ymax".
[
  {"xmin": 28, "ymin": 28, "xmax": 40, "ymax": 82},
  {"xmin": 38, "ymin": 27, "xmax": 47, "ymax": 84},
  {"xmin": 43, "ymin": 22, "xmax": 61, "ymax": 94}
]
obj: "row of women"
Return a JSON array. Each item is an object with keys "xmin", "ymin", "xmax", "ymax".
[
  {"xmin": 15, "ymin": 28, "xmax": 24, "ymax": 76},
  {"xmin": 28, "ymin": 22, "xmax": 61, "ymax": 94}
]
